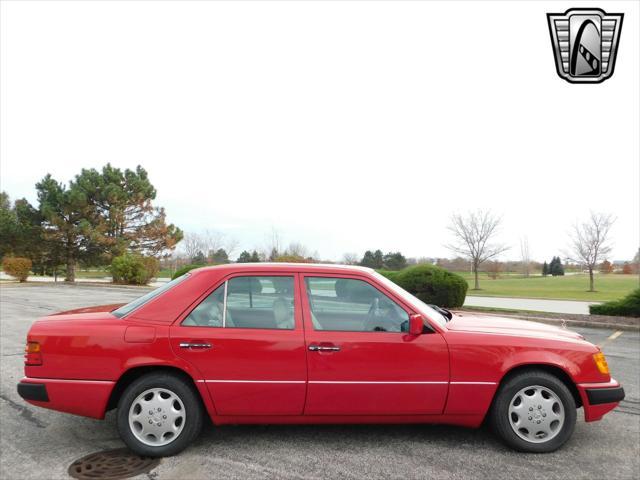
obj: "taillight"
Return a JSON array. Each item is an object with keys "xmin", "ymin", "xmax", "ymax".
[{"xmin": 24, "ymin": 341, "xmax": 42, "ymax": 366}]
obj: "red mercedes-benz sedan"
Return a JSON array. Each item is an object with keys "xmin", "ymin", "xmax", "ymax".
[{"xmin": 17, "ymin": 264, "xmax": 624, "ymax": 456}]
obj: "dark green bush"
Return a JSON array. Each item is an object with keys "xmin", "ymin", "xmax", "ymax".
[
  {"xmin": 377, "ymin": 270, "xmax": 400, "ymax": 283},
  {"xmin": 590, "ymin": 288, "xmax": 640, "ymax": 317},
  {"xmin": 382, "ymin": 264, "xmax": 468, "ymax": 308},
  {"xmin": 111, "ymin": 254, "xmax": 159, "ymax": 285},
  {"xmin": 171, "ymin": 263, "xmax": 206, "ymax": 280}
]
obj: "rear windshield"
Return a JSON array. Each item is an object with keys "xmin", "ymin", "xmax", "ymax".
[{"xmin": 112, "ymin": 274, "xmax": 190, "ymax": 318}]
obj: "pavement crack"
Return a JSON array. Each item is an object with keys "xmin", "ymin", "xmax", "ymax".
[{"xmin": 0, "ymin": 394, "xmax": 47, "ymax": 428}]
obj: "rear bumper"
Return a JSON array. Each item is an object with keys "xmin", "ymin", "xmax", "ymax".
[
  {"xmin": 17, "ymin": 382, "xmax": 49, "ymax": 402},
  {"xmin": 17, "ymin": 377, "xmax": 115, "ymax": 419},
  {"xmin": 577, "ymin": 378, "xmax": 625, "ymax": 422}
]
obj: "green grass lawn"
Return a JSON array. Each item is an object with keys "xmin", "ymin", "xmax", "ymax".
[
  {"xmin": 74, "ymin": 269, "xmax": 111, "ymax": 279},
  {"xmin": 459, "ymin": 273, "xmax": 638, "ymax": 302}
]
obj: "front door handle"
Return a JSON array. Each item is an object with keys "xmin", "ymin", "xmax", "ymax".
[
  {"xmin": 179, "ymin": 342, "xmax": 212, "ymax": 349},
  {"xmin": 308, "ymin": 344, "xmax": 340, "ymax": 352}
]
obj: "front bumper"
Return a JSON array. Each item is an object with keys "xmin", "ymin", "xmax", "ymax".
[
  {"xmin": 17, "ymin": 377, "xmax": 115, "ymax": 419},
  {"xmin": 585, "ymin": 385, "xmax": 625, "ymax": 405},
  {"xmin": 577, "ymin": 378, "xmax": 625, "ymax": 422}
]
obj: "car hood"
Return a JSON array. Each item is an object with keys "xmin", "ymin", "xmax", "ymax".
[{"xmin": 446, "ymin": 312, "xmax": 584, "ymax": 341}]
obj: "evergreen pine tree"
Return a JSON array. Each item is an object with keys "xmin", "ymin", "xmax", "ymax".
[
  {"xmin": 237, "ymin": 251, "xmax": 252, "ymax": 263},
  {"xmin": 555, "ymin": 257, "xmax": 565, "ymax": 276},
  {"xmin": 542, "ymin": 261, "xmax": 548, "ymax": 276}
]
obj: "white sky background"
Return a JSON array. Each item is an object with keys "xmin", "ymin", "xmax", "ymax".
[{"xmin": 1, "ymin": 0, "xmax": 638, "ymax": 262}]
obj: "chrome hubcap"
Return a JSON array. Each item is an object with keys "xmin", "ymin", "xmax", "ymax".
[
  {"xmin": 508, "ymin": 385, "xmax": 565, "ymax": 443},
  {"xmin": 128, "ymin": 388, "xmax": 185, "ymax": 446}
]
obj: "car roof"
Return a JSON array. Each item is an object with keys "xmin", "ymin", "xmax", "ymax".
[{"xmin": 190, "ymin": 263, "xmax": 375, "ymax": 275}]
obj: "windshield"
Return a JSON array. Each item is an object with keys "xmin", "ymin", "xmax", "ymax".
[
  {"xmin": 112, "ymin": 274, "xmax": 190, "ymax": 318},
  {"xmin": 372, "ymin": 271, "xmax": 448, "ymax": 329}
]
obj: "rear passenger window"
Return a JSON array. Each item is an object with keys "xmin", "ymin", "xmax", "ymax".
[
  {"xmin": 182, "ymin": 284, "xmax": 225, "ymax": 327},
  {"xmin": 182, "ymin": 276, "xmax": 295, "ymax": 330}
]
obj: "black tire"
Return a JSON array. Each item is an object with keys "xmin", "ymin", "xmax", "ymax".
[
  {"xmin": 490, "ymin": 370, "xmax": 577, "ymax": 453},
  {"xmin": 116, "ymin": 372, "xmax": 204, "ymax": 457}
]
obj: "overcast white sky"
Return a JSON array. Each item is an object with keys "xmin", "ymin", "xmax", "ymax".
[{"xmin": 1, "ymin": 0, "xmax": 638, "ymax": 262}]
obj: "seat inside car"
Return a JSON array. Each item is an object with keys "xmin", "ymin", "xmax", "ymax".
[{"xmin": 272, "ymin": 297, "xmax": 294, "ymax": 329}]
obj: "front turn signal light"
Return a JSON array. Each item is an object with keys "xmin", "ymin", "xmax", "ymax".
[
  {"xmin": 24, "ymin": 341, "xmax": 42, "ymax": 366},
  {"xmin": 593, "ymin": 352, "xmax": 609, "ymax": 375}
]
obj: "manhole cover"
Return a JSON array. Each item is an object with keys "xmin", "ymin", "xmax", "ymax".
[{"xmin": 68, "ymin": 448, "xmax": 160, "ymax": 480}]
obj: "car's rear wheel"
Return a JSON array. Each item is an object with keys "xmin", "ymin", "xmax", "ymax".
[
  {"xmin": 116, "ymin": 372, "xmax": 204, "ymax": 457},
  {"xmin": 490, "ymin": 370, "xmax": 577, "ymax": 453}
]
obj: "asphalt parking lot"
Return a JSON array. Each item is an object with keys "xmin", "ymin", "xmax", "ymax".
[{"xmin": 1, "ymin": 284, "xmax": 638, "ymax": 480}]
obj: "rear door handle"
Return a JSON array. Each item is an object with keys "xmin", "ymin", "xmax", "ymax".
[
  {"xmin": 179, "ymin": 342, "xmax": 212, "ymax": 349},
  {"xmin": 308, "ymin": 344, "xmax": 340, "ymax": 352}
]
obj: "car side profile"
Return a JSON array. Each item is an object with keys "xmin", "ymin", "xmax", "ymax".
[{"xmin": 17, "ymin": 264, "xmax": 624, "ymax": 456}]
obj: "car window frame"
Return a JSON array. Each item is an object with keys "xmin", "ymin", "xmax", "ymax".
[
  {"xmin": 300, "ymin": 273, "xmax": 414, "ymax": 334},
  {"xmin": 177, "ymin": 272, "xmax": 302, "ymax": 332}
]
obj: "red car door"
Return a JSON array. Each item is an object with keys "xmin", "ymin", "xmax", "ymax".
[
  {"xmin": 300, "ymin": 273, "xmax": 449, "ymax": 415},
  {"xmin": 170, "ymin": 273, "xmax": 307, "ymax": 416}
]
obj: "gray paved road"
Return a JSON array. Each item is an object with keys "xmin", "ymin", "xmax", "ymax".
[{"xmin": 1, "ymin": 284, "xmax": 639, "ymax": 480}]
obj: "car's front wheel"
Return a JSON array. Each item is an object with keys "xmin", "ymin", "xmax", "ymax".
[
  {"xmin": 490, "ymin": 370, "xmax": 577, "ymax": 453},
  {"xmin": 116, "ymin": 372, "xmax": 204, "ymax": 457}
]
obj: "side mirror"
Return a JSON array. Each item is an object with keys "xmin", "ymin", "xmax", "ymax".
[{"xmin": 409, "ymin": 314, "xmax": 424, "ymax": 335}]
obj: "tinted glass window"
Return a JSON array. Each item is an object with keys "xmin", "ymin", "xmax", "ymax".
[
  {"xmin": 182, "ymin": 283, "xmax": 225, "ymax": 327},
  {"xmin": 182, "ymin": 276, "xmax": 295, "ymax": 330},
  {"xmin": 304, "ymin": 277, "xmax": 409, "ymax": 332},
  {"xmin": 112, "ymin": 274, "xmax": 189, "ymax": 318}
]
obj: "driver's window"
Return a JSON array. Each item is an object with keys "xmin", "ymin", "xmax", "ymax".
[{"xmin": 304, "ymin": 277, "xmax": 409, "ymax": 332}]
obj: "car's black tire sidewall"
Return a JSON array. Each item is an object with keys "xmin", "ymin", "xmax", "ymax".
[
  {"xmin": 490, "ymin": 371, "xmax": 577, "ymax": 453},
  {"xmin": 116, "ymin": 373, "xmax": 204, "ymax": 457}
]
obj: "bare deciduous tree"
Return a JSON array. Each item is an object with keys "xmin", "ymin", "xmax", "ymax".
[
  {"xmin": 181, "ymin": 229, "xmax": 237, "ymax": 262},
  {"xmin": 201, "ymin": 230, "xmax": 226, "ymax": 258},
  {"xmin": 567, "ymin": 212, "xmax": 616, "ymax": 292},
  {"xmin": 287, "ymin": 242, "xmax": 309, "ymax": 258},
  {"xmin": 181, "ymin": 232, "xmax": 205, "ymax": 260},
  {"xmin": 447, "ymin": 210, "xmax": 508, "ymax": 290},
  {"xmin": 520, "ymin": 236, "xmax": 531, "ymax": 278},
  {"xmin": 264, "ymin": 228, "xmax": 283, "ymax": 261},
  {"xmin": 342, "ymin": 252, "xmax": 359, "ymax": 265}
]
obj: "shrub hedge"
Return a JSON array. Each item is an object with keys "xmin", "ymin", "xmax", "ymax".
[
  {"xmin": 111, "ymin": 254, "xmax": 159, "ymax": 285},
  {"xmin": 171, "ymin": 263, "xmax": 206, "ymax": 280},
  {"xmin": 2, "ymin": 257, "xmax": 32, "ymax": 282},
  {"xmin": 589, "ymin": 288, "xmax": 640, "ymax": 317},
  {"xmin": 379, "ymin": 264, "xmax": 468, "ymax": 308}
]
